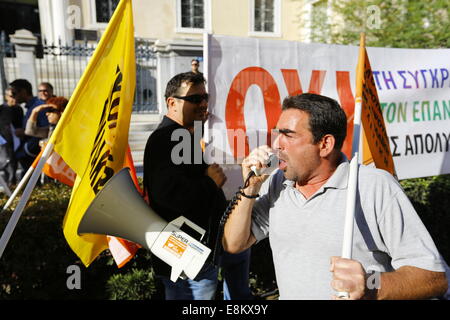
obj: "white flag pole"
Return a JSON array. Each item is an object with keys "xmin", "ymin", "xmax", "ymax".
[
  {"xmin": 0, "ymin": 142, "xmax": 54, "ymax": 258},
  {"xmin": 341, "ymin": 99, "xmax": 362, "ymax": 259},
  {"xmin": 1, "ymin": 166, "xmax": 35, "ymax": 213},
  {"xmin": 202, "ymin": 32, "xmax": 210, "ymax": 144},
  {"xmin": 336, "ymin": 33, "xmax": 366, "ymax": 299}
]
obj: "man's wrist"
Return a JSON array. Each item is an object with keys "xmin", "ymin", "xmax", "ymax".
[
  {"xmin": 362, "ymin": 271, "xmax": 380, "ymax": 300},
  {"xmin": 242, "ymin": 185, "xmax": 260, "ymax": 197},
  {"xmin": 239, "ymin": 188, "xmax": 259, "ymax": 199}
]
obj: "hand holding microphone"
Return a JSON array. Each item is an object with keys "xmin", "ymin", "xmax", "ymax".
[
  {"xmin": 250, "ymin": 153, "xmax": 278, "ymax": 177},
  {"xmin": 241, "ymin": 146, "xmax": 277, "ymax": 196}
]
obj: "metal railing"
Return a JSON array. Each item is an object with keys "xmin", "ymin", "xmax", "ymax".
[
  {"xmin": 0, "ymin": 31, "xmax": 18, "ymax": 97},
  {"xmin": 0, "ymin": 33, "xmax": 158, "ymax": 113},
  {"xmin": 35, "ymin": 39, "xmax": 96, "ymax": 100}
]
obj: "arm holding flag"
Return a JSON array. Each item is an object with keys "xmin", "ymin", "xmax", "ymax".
[{"xmin": 331, "ymin": 33, "xmax": 447, "ymax": 300}]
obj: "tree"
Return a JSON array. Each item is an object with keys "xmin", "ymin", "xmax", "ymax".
[{"xmin": 307, "ymin": 0, "xmax": 450, "ymax": 48}]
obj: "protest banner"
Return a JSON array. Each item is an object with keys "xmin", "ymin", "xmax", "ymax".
[{"xmin": 204, "ymin": 35, "xmax": 450, "ymax": 198}]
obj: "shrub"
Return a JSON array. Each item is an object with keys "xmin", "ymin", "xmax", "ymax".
[
  {"xmin": 400, "ymin": 174, "xmax": 450, "ymax": 263},
  {"xmin": 106, "ymin": 268, "xmax": 156, "ymax": 300},
  {"xmin": 0, "ymin": 181, "xmax": 156, "ymax": 299}
]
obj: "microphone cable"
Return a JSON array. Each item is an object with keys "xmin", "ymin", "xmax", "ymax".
[{"xmin": 212, "ymin": 170, "xmax": 257, "ymax": 266}]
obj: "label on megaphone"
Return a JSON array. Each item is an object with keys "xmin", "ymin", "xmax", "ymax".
[{"xmin": 150, "ymin": 216, "xmax": 211, "ymax": 282}]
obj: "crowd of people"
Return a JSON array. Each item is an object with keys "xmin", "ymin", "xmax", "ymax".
[{"xmin": 0, "ymin": 79, "xmax": 67, "ymax": 186}]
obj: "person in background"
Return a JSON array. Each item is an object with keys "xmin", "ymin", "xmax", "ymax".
[
  {"xmin": 2, "ymin": 87, "xmax": 24, "ymax": 130},
  {"xmin": 9, "ymin": 79, "xmax": 49, "ymax": 172},
  {"xmin": 25, "ymin": 96, "xmax": 68, "ymax": 143},
  {"xmin": 191, "ymin": 59, "xmax": 202, "ymax": 75},
  {"xmin": 37, "ymin": 82, "xmax": 55, "ymax": 103},
  {"xmin": 0, "ymin": 87, "xmax": 24, "ymax": 185}
]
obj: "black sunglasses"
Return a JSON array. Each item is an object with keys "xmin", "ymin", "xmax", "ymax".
[{"xmin": 173, "ymin": 93, "xmax": 208, "ymax": 104}]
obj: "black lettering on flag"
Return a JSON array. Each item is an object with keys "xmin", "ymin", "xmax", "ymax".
[{"xmin": 88, "ymin": 65, "xmax": 123, "ymax": 194}]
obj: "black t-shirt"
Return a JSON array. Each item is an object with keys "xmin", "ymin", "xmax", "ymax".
[
  {"xmin": 143, "ymin": 116, "xmax": 226, "ymax": 276},
  {"xmin": 0, "ymin": 104, "xmax": 23, "ymax": 130}
]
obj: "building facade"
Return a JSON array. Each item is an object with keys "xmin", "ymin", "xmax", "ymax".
[
  {"xmin": 0, "ymin": 0, "xmax": 330, "ymax": 171},
  {"xmin": 2, "ymin": 0, "xmax": 332, "ymax": 112}
]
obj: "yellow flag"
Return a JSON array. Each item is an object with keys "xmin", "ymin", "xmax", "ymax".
[
  {"xmin": 355, "ymin": 34, "xmax": 396, "ymax": 177},
  {"xmin": 49, "ymin": 0, "xmax": 136, "ymax": 266}
]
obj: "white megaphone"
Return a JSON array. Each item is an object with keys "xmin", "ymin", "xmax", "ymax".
[{"xmin": 78, "ymin": 168, "xmax": 211, "ymax": 282}]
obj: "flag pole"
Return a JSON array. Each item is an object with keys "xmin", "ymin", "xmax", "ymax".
[
  {"xmin": 202, "ymin": 32, "xmax": 210, "ymax": 144},
  {"xmin": 1, "ymin": 166, "xmax": 34, "ymax": 212},
  {"xmin": 336, "ymin": 33, "xmax": 366, "ymax": 299},
  {"xmin": 0, "ymin": 142, "xmax": 54, "ymax": 258}
]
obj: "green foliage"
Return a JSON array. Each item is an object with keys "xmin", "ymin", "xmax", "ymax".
[
  {"xmin": 106, "ymin": 268, "xmax": 156, "ymax": 300},
  {"xmin": 0, "ymin": 182, "xmax": 155, "ymax": 300},
  {"xmin": 307, "ymin": 0, "xmax": 450, "ymax": 48},
  {"xmin": 249, "ymin": 239, "xmax": 278, "ymax": 297},
  {"xmin": 400, "ymin": 174, "xmax": 450, "ymax": 262}
]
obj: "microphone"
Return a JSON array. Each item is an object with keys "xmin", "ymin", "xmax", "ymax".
[{"xmin": 250, "ymin": 153, "xmax": 278, "ymax": 177}]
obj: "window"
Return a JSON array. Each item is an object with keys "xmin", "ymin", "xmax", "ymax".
[
  {"xmin": 254, "ymin": 0, "xmax": 274, "ymax": 32},
  {"xmin": 181, "ymin": 0, "xmax": 204, "ymax": 29},
  {"xmin": 250, "ymin": 0, "xmax": 281, "ymax": 37},
  {"xmin": 95, "ymin": 0, "xmax": 119, "ymax": 24},
  {"xmin": 176, "ymin": 0, "xmax": 211, "ymax": 33}
]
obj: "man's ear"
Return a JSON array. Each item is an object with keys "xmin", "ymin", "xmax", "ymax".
[
  {"xmin": 166, "ymin": 97, "xmax": 176, "ymax": 111},
  {"xmin": 319, "ymin": 134, "xmax": 336, "ymax": 158}
]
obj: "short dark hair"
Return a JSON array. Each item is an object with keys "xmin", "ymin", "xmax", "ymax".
[
  {"xmin": 191, "ymin": 59, "xmax": 200, "ymax": 64},
  {"xmin": 164, "ymin": 72, "xmax": 206, "ymax": 101},
  {"xmin": 282, "ymin": 93, "xmax": 347, "ymax": 150},
  {"xmin": 9, "ymin": 79, "xmax": 32, "ymax": 96}
]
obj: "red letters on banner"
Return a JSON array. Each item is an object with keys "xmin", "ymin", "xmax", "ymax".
[{"xmin": 225, "ymin": 67, "xmax": 355, "ymax": 160}]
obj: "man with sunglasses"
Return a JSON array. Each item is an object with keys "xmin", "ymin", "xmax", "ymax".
[
  {"xmin": 143, "ymin": 72, "xmax": 253, "ymax": 300},
  {"xmin": 37, "ymin": 82, "xmax": 55, "ymax": 102},
  {"xmin": 191, "ymin": 59, "xmax": 201, "ymax": 75}
]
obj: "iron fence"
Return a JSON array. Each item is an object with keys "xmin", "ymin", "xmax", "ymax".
[
  {"xmin": 134, "ymin": 38, "xmax": 158, "ymax": 113},
  {"xmin": 0, "ymin": 31, "xmax": 18, "ymax": 97},
  {"xmin": 35, "ymin": 39, "xmax": 96, "ymax": 101},
  {"xmin": 0, "ymin": 33, "xmax": 158, "ymax": 113}
]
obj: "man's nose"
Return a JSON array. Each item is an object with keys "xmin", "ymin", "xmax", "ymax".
[
  {"xmin": 272, "ymin": 130, "xmax": 281, "ymax": 150},
  {"xmin": 199, "ymin": 98, "xmax": 208, "ymax": 107}
]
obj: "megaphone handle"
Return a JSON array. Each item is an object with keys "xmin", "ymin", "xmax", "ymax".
[
  {"xmin": 173, "ymin": 216, "xmax": 206, "ymax": 241},
  {"xmin": 170, "ymin": 265, "xmax": 184, "ymax": 282}
]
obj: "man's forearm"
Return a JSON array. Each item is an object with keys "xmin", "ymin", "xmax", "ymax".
[
  {"xmin": 377, "ymin": 266, "xmax": 448, "ymax": 300},
  {"xmin": 222, "ymin": 191, "xmax": 257, "ymax": 254}
]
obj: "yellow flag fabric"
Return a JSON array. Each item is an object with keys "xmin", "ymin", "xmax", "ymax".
[
  {"xmin": 49, "ymin": 0, "xmax": 136, "ymax": 266},
  {"xmin": 355, "ymin": 40, "xmax": 396, "ymax": 177}
]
